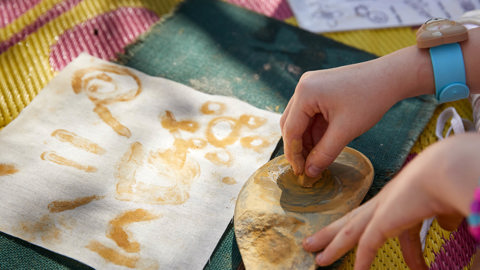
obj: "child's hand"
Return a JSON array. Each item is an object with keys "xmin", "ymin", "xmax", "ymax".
[
  {"xmin": 281, "ymin": 58, "xmax": 402, "ymax": 177},
  {"xmin": 302, "ymin": 133, "xmax": 480, "ymax": 269},
  {"xmin": 280, "ymin": 44, "xmax": 437, "ymax": 177}
]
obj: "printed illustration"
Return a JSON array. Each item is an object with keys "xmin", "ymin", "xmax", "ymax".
[
  {"xmin": 308, "ymin": 3, "xmax": 343, "ymax": 28},
  {"xmin": 354, "ymin": 4, "xmax": 388, "ymax": 24}
]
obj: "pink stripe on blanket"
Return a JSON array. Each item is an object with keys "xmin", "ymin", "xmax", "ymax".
[
  {"xmin": 428, "ymin": 220, "xmax": 476, "ymax": 269},
  {"xmin": 49, "ymin": 7, "xmax": 159, "ymax": 71},
  {"xmin": 0, "ymin": 0, "xmax": 82, "ymax": 54},
  {"xmin": 227, "ymin": 0, "xmax": 293, "ymax": 20},
  {"xmin": 0, "ymin": 0, "xmax": 42, "ymax": 28}
]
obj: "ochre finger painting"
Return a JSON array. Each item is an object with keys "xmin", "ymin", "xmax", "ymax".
[{"xmin": 0, "ymin": 54, "xmax": 281, "ymax": 269}]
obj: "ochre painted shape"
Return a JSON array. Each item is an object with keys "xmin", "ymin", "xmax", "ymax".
[
  {"xmin": 72, "ymin": 64, "xmax": 142, "ymax": 104},
  {"xmin": 200, "ymin": 101, "xmax": 226, "ymax": 115},
  {"xmin": 160, "ymin": 110, "xmax": 199, "ymax": 133},
  {"xmin": 222, "ymin": 177, "xmax": 237, "ymax": 185},
  {"xmin": 205, "ymin": 114, "xmax": 268, "ymax": 148},
  {"xmin": 239, "ymin": 115, "xmax": 267, "ymax": 129},
  {"xmin": 115, "ymin": 141, "xmax": 202, "ymax": 205},
  {"xmin": 52, "ymin": 129, "xmax": 105, "ymax": 154},
  {"xmin": 94, "ymin": 104, "xmax": 131, "ymax": 138},
  {"xmin": 72, "ymin": 64, "xmax": 142, "ymax": 138},
  {"xmin": 205, "ymin": 150, "xmax": 233, "ymax": 166},
  {"xmin": 86, "ymin": 240, "xmax": 139, "ymax": 268},
  {"xmin": 41, "ymin": 151, "xmax": 97, "ymax": 172},
  {"xmin": 240, "ymin": 136, "xmax": 270, "ymax": 152},
  {"xmin": 206, "ymin": 116, "xmax": 240, "ymax": 148},
  {"xmin": 0, "ymin": 163, "xmax": 18, "ymax": 176},
  {"xmin": 48, "ymin": 195, "xmax": 104, "ymax": 213},
  {"xmin": 107, "ymin": 209, "xmax": 160, "ymax": 253}
]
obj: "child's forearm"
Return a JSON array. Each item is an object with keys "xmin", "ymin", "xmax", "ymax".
[
  {"xmin": 463, "ymin": 27, "xmax": 480, "ymax": 93},
  {"xmin": 374, "ymin": 27, "xmax": 480, "ymax": 102}
]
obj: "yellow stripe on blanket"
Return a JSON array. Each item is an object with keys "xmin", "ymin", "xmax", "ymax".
[{"xmin": 0, "ymin": 0, "xmax": 182, "ymax": 128}]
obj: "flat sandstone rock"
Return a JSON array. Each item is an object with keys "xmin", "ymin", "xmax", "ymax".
[{"xmin": 234, "ymin": 147, "xmax": 374, "ymax": 270}]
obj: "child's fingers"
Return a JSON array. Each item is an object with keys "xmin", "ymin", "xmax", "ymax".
[
  {"xmin": 303, "ymin": 198, "xmax": 377, "ymax": 252},
  {"xmin": 436, "ymin": 213, "xmax": 464, "ymax": 231},
  {"xmin": 302, "ymin": 213, "xmax": 349, "ymax": 252},
  {"xmin": 280, "ymin": 96, "xmax": 294, "ymax": 133},
  {"xmin": 282, "ymin": 101, "xmax": 311, "ymax": 175},
  {"xmin": 314, "ymin": 202, "xmax": 376, "ymax": 266},
  {"xmin": 354, "ymin": 222, "xmax": 388, "ymax": 270},
  {"xmin": 305, "ymin": 121, "xmax": 347, "ymax": 177},
  {"xmin": 398, "ymin": 223, "xmax": 428, "ymax": 270}
]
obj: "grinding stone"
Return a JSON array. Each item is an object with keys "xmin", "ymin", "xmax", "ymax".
[{"xmin": 234, "ymin": 147, "xmax": 374, "ymax": 270}]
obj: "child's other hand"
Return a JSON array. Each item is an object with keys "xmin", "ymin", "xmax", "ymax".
[{"xmin": 302, "ymin": 133, "xmax": 480, "ymax": 269}]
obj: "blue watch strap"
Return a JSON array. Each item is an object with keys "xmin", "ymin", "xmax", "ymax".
[{"xmin": 429, "ymin": 43, "xmax": 469, "ymax": 103}]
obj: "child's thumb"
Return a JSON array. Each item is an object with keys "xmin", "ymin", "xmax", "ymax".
[{"xmin": 305, "ymin": 124, "xmax": 347, "ymax": 177}]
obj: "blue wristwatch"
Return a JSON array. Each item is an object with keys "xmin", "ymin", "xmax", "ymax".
[{"xmin": 416, "ymin": 18, "xmax": 469, "ymax": 103}]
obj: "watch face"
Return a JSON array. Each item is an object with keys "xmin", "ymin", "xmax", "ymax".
[
  {"xmin": 416, "ymin": 18, "xmax": 468, "ymax": 48},
  {"xmin": 424, "ymin": 18, "xmax": 456, "ymax": 31}
]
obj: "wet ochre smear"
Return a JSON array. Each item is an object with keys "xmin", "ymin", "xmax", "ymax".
[
  {"xmin": 87, "ymin": 240, "xmax": 139, "ymax": 268},
  {"xmin": 160, "ymin": 110, "xmax": 199, "ymax": 133},
  {"xmin": 41, "ymin": 151, "xmax": 97, "ymax": 173},
  {"xmin": 115, "ymin": 140, "xmax": 201, "ymax": 205},
  {"xmin": 115, "ymin": 141, "xmax": 144, "ymax": 195},
  {"xmin": 107, "ymin": 209, "xmax": 160, "ymax": 253},
  {"xmin": 148, "ymin": 138, "xmax": 203, "ymax": 182},
  {"xmin": 276, "ymin": 168, "xmax": 341, "ymax": 213},
  {"xmin": 0, "ymin": 163, "xmax": 18, "ymax": 176},
  {"xmin": 200, "ymin": 101, "xmax": 226, "ymax": 115},
  {"xmin": 52, "ymin": 129, "xmax": 105, "ymax": 155},
  {"xmin": 94, "ymin": 104, "xmax": 131, "ymax": 138},
  {"xmin": 205, "ymin": 150, "xmax": 233, "ymax": 166},
  {"xmin": 20, "ymin": 215, "xmax": 61, "ymax": 242},
  {"xmin": 206, "ymin": 114, "xmax": 268, "ymax": 148},
  {"xmin": 48, "ymin": 195, "xmax": 103, "ymax": 213}
]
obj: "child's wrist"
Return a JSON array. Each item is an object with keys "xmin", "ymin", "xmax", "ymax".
[{"xmin": 397, "ymin": 45, "xmax": 435, "ymax": 100}]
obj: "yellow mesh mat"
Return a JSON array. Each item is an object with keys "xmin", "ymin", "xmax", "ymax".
[{"xmin": 0, "ymin": 1, "xmax": 474, "ymax": 269}]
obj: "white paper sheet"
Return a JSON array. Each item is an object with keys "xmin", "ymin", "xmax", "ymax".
[
  {"xmin": 0, "ymin": 54, "xmax": 281, "ymax": 269},
  {"xmin": 287, "ymin": 0, "xmax": 480, "ymax": 33}
]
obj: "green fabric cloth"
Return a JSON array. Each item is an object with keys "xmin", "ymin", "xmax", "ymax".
[{"xmin": 0, "ymin": 0, "xmax": 436, "ymax": 269}]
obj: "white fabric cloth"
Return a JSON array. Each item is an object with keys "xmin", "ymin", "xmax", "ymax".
[{"xmin": 0, "ymin": 54, "xmax": 281, "ymax": 269}]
